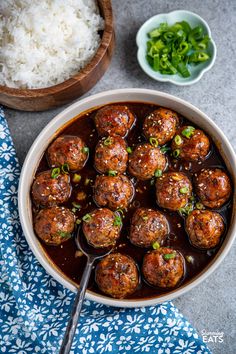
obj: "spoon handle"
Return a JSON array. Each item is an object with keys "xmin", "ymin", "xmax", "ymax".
[{"xmin": 59, "ymin": 258, "xmax": 94, "ymax": 354}]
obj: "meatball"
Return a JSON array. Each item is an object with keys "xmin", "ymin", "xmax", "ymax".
[
  {"xmin": 95, "ymin": 253, "xmax": 139, "ymax": 298},
  {"xmin": 143, "ymin": 107, "xmax": 179, "ymax": 145},
  {"xmin": 34, "ymin": 206, "xmax": 75, "ymax": 245},
  {"xmin": 32, "ymin": 170, "xmax": 71, "ymax": 206},
  {"xmin": 195, "ymin": 168, "xmax": 232, "ymax": 208},
  {"xmin": 93, "ymin": 174, "xmax": 134, "ymax": 210},
  {"xmin": 94, "ymin": 136, "xmax": 128, "ymax": 174},
  {"xmin": 156, "ymin": 172, "xmax": 192, "ymax": 211},
  {"xmin": 142, "ymin": 248, "xmax": 184, "ymax": 288},
  {"xmin": 128, "ymin": 143, "xmax": 166, "ymax": 180},
  {"xmin": 82, "ymin": 208, "xmax": 122, "ymax": 248},
  {"xmin": 171, "ymin": 126, "xmax": 210, "ymax": 161},
  {"xmin": 129, "ymin": 208, "xmax": 169, "ymax": 247},
  {"xmin": 186, "ymin": 210, "xmax": 224, "ymax": 249},
  {"xmin": 47, "ymin": 135, "xmax": 88, "ymax": 171},
  {"xmin": 94, "ymin": 105, "xmax": 135, "ymax": 137}
]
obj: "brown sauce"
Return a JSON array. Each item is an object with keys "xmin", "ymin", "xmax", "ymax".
[{"xmin": 33, "ymin": 102, "xmax": 233, "ymax": 299}]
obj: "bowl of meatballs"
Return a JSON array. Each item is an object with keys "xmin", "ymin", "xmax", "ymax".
[{"xmin": 18, "ymin": 88, "xmax": 236, "ymax": 307}]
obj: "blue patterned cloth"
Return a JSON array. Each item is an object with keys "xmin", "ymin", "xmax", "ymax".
[{"xmin": 0, "ymin": 107, "xmax": 211, "ymax": 354}]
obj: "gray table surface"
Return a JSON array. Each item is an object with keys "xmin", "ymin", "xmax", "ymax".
[{"xmin": 4, "ymin": 0, "xmax": 236, "ymax": 353}]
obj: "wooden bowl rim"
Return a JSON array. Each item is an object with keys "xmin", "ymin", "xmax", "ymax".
[{"xmin": 0, "ymin": 0, "xmax": 113, "ymax": 98}]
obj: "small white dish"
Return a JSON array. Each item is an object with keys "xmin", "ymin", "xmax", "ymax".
[{"xmin": 136, "ymin": 10, "xmax": 217, "ymax": 86}]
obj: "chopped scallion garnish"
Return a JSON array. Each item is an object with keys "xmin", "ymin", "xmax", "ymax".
[
  {"xmin": 61, "ymin": 163, "xmax": 69, "ymax": 174},
  {"xmin": 126, "ymin": 147, "xmax": 132, "ymax": 154},
  {"xmin": 146, "ymin": 21, "xmax": 211, "ymax": 78},
  {"xmin": 181, "ymin": 126, "xmax": 195, "ymax": 138},
  {"xmin": 174, "ymin": 135, "xmax": 182, "ymax": 145},
  {"xmin": 82, "ymin": 214, "xmax": 92, "ymax": 222},
  {"xmin": 113, "ymin": 214, "xmax": 122, "ymax": 227},
  {"xmin": 73, "ymin": 173, "xmax": 81, "ymax": 183},
  {"xmin": 179, "ymin": 187, "xmax": 189, "ymax": 194},
  {"xmin": 51, "ymin": 167, "xmax": 60, "ymax": 179},
  {"xmin": 163, "ymin": 253, "xmax": 176, "ymax": 260},
  {"xmin": 82, "ymin": 146, "xmax": 89, "ymax": 154},
  {"xmin": 152, "ymin": 241, "xmax": 160, "ymax": 250},
  {"xmin": 154, "ymin": 169, "xmax": 162, "ymax": 178},
  {"xmin": 173, "ymin": 149, "xmax": 180, "ymax": 158},
  {"xmin": 108, "ymin": 170, "xmax": 117, "ymax": 176},
  {"xmin": 149, "ymin": 137, "xmax": 159, "ymax": 147},
  {"xmin": 103, "ymin": 137, "xmax": 112, "ymax": 146}
]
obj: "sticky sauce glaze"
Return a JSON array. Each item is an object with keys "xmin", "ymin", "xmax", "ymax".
[{"xmin": 33, "ymin": 102, "xmax": 233, "ymax": 299}]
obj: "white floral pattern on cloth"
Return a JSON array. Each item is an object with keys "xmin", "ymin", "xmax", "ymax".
[{"xmin": 0, "ymin": 107, "xmax": 211, "ymax": 354}]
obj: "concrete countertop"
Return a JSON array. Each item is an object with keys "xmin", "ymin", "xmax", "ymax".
[{"xmin": 4, "ymin": 0, "xmax": 236, "ymax": 353}]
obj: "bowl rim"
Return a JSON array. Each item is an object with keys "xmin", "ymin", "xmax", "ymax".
[
  {"xmin": 136, "ymin": 10, "xmax": 217, "ymax": 86},
  {"xmin": 0, "ymin": 0, "xmax": 113, "ymax": 96},
  {"xmin": 18, "ymin": 88, "xmax": 236, "ymax": 308}
]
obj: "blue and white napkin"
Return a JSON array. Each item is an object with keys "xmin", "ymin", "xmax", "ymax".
[{"xmin": 0, "ymin": 107, "xmax": 211, "ymax": 353}]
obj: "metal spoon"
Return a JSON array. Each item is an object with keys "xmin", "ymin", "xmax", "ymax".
[{"xmin": 59, "ymin": 228, "xmax": 113, "ymax": 354}]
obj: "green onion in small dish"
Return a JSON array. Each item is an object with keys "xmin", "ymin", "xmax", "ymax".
[{"xmin": 136, "ymin": 10, "xmax": 217, "ymax": 85}]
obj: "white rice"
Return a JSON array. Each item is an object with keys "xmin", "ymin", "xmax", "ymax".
[{"xmin": 0, "ymin": 0, "xmax": 104, "ymax": 89}]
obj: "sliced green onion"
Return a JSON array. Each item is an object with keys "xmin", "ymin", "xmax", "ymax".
[
  {"xmin": 51, "ymin": 167, "xmax": 60, "ymax": 179},
  {"xmin": 76, "ymin": 219, "xmax": 82, "ymax": 225},
  {"xmin": 173, "ymin": 149, "xmax": 180, "ymax": 158},
  {"xmin": 149, "ymin": 137, "xmax": 159, "ymax": 147},
  {"xmin": 126, "ymin": 147, "xmax": 132, "ymax": 154},
  {"xmin": 178, "ymin": 203, "xmax": 193, "ymax": 217},
  {"xmin": 116, "ymin": 208, "xmax": 125, "ymax": 217},
  {"xmin": 179, "ymin": 187, "xmax": 189, "ymax": 194},
  {"xmin": 82, "ymin": 214, "xmax": 92, "ymax": 222},
  {"xmin": 108, "ymin": 170, "xmax": 117, "ymax": 176},
  {"xmin": 154, "ymin": 169, "xmax": 162, "ymax": 178},
  {"xmin": 181, "ymin": 126, "xmax": 195, "ymax": 138},
  {"xmin": 142, "ymin": 215, "xmax": 148, "ymax": 221},
  {"xmin": 177, "ymin": 62, "xmax": 190, "ymax": 78},
  {"xmin": 103, "ymin": 137, "xmax": 112, "ymax": 146},
  {"xmin": 189, "ymin": 51, "xmax": 210, "ymax": 63},
  {"xmin": 186, "ymin": 255, "xmax": 194, "ymax": 264},
  {"xmin": 160, "ymin": 146, "xmax": 171, "ymax": 153},
  {"xmin": 174, "ymin": 135, "xmax": 183, "ymax": 145},
  {"xmin": 196, "ymin": 202, "xmax": 205, "ymax": 210},
  {"xmin": 58, "ymin": 231, "xmax": 71, "ymax": 238},
  {"xmin": 82, "ymin": 146, "xmax": 89, "ymax": 154},
  {"xmin": 73, "ymin": 173, "xmax": 81, "ymax": 183},
  {"xmin": 113, "ymin": 214, "xmax": 122, "ymax": 227},
  {"xmin": 61, "ymin": 163, "xmax": 70, "ymax": 174},
  {"xmin": 84, "ymin": 178, "xmax": 91, "ymax": 186},
  {"xmin": 163, "ymin": 252, "xmax": 176, "ymax": 260},
  {"xmin": 152, "ymin": 241, "xmax": 160, "ymax": 250},
  {"xmin": 72, "ymin": 202, "xmax": 81, "ymax": 209}
]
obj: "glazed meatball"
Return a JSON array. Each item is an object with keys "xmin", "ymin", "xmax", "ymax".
[
  {"xmin": 82, "ymin": 208, "xmax": 122, "ymax": 248},
  {"xmin": 142, "ymin": 248, "xmax": 184, "ymax": 288},
  {"xmin": 171, "ymin": 126, "xmax": 210, "ymax": 161},
  {"xmin": 186, "ymin": 210, "xmax": 224, "ymax": 249},
  {"xmin": 32, "ymin": 170, "xmax": 71, "ymax": 206},
  {"xmin": 156, "ymin": 172, "xmax": 192, "ymax": 211},
  {"xmin": 129, "ymin": 208, "xmax": 169, "ymax": 247},
  {"xmin": 128, "ymin": 143, "xmax": 166, "ymax": 180},
  {"xmin": 47, "ymin": 135, "xmax": 88, "ymax": 171},
  {"xmin": 34, "ymin": 206, "xmax": 75, "ymax": 245},
  {"xmin": 95, "ymin": 253, "xmax": 139, "ymax": 298},
  {"xmin": 143, "ymin": 107, "xmax": 179, "ymax": 145},
  {"xmin": 94, "ymin": 174, "xmax": 134, "ymax": 210},
  {"xmin": 94, "ymin": 105, "xmax": 135, "ymax": 137},
  {"xmin": 94, "ymin": 136, "xmax": 128, "ymax": 174},
  {"xmin": 195, "ymin": 168, "xmax": 232, "ymax": 208}
]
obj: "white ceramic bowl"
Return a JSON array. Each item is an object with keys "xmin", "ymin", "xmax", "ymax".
[
  {"xmin": 136, "ymin": 10, "xmax": 217, "ymax": 85},
  {"xmin": 18, "ymin": 89, "xmax": 236, "ymax": 308}
]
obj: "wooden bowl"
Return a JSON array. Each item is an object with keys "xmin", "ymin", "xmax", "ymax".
[{"xmin": 0, "ymin": 0, "xmax": 114, "ymax": 112}]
